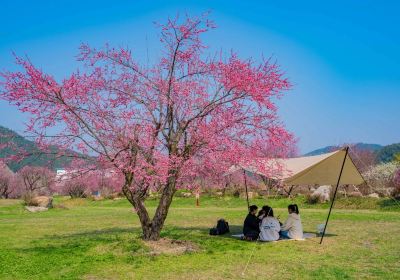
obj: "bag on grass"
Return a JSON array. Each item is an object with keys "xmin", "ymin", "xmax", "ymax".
[
  {"xmin": 209, "ymin": 227, "xmax": 219, "ymax": 235},
  {"xmin": 217, "ymin": 219, "xmax": 230, "ymax": 234},
  {"xmin": 209, "ymin": 219, "xmax": 230, "ymax": 235}
]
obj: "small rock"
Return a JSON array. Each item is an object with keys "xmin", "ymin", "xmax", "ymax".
[
  {"xmin": 182, "ymin": 192, "xmax": 192, "ymax": 198},
  {"xmin": 25, "ymin": 206, "xmax": 48, "ymax": 213},
  {"xmin": 368, "ymin": 193, "xmax": 380, "ymax": 198},
  {"xmin": 240, "ymin": 191, "xmax": 256, "ymax": 199},
  {"xmin": 311, "ymin": 185, "xmax": 332, "ymax": 202},
  {"xmin": 30, "ymin": 196, "xmax": 53, "ymax": 208}
]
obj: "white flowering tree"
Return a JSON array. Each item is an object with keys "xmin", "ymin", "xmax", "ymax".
[{"xmin": 363, "ymin": 162, "xmax": 399, "ymax": 196}]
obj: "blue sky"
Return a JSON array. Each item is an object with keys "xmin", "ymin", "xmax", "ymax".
[{"xmin": 0, "ymin": 0, "xmax": 399, "ymax": 153}]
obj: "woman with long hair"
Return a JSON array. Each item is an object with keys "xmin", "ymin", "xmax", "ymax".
[
  {"xmin": 259, "ymin": 205, "xmax": 280, "ymax": 241},
  {"xmin": 280, "ymin": 204, "xmax": 303, "ymax": 240}
]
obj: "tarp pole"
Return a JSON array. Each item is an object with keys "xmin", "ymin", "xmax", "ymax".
[
  {"xmin": 243, "ymin": 169, "xmax": 250, "ymax": 210},
  {"xmin": 320, "ymin": 146, "xmax": 349, "ymax": 244}
]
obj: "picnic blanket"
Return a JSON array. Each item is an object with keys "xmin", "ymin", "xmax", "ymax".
[{"xmin": 231, "ymin": 232, "xmax": 316, "ymax": 241}]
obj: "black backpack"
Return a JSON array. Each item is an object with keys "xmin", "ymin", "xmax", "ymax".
[{"xmin": 209, "ymin": 219, "xmax": 230, "ymax": 235}]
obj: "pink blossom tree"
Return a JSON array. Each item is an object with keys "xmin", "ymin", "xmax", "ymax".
[
  {"xmin": 63, "ymin": 177, "xmax": 88, "ymax": 198},
  {"xmin": 0, "ymin": 162, "xmax": 16, "ymax": 199},
  {"xmin": 17, "ymin": 166, "xmax": 54, "ymax": 196},
  {"xmin": 97, "ymin": 170, "xmax": 124, "ymax": 196},
  {"xmin": 54, "ymin": 169, "xmax": 123, "ymax": 198},
  {"xmin": 223, "ymin": 169, "xmax": 263, "ymax": 195},
  {"xmin": 0, "ymin": 14, "xmax": 295, "ymax": 240},
  {"xmin": 54, "ymin": 170, "xmax": 94, "ymax": 198}
]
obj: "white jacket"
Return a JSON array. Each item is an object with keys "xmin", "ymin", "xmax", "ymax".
[
  {"xmin": 259, "ymin": 216, "xmax": 280, "ymax": 241},
  {"xmin": 280, "ymin": 213, "xmax": 303, "ymax": 239}
]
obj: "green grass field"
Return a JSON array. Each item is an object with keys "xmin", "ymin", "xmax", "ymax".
[{"xmin": 0, "ymin": 196, "xmax": 399, "ymax": 280}]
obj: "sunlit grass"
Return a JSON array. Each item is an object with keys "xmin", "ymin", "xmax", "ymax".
[{"xmin": 0, "ymin": 196, "xmax": 399, "ymax": 279}]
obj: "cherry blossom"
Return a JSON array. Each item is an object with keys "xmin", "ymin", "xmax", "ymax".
[{"xmin": 0, "ymin": 14, "xmax": 296, "ymax": 240}]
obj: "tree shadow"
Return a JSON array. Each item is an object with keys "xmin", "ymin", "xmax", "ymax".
[
  {"xmin": 44, "ymin": 227, "xmax": 139, "ymax": 240},
  {"xmin": 17, "ymin": 224, "xmax": 339, "ymax": 257},
  {"xmin": 17, "ymin": 226, "xmax": 143, "ymax": 255}
]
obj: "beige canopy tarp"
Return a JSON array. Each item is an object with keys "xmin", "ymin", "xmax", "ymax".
[
  {"xmin": 232, "ymin": 148, "xmax": 365, "ymax": 186},
  {"xmin": 230, "ymin": 147, "xmax": 365, "ymax": 244}
]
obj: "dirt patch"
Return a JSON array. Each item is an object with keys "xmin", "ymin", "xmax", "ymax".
[
  {"xmin": 54, "ymin": 204, "xmax": 69, "ymax": 210},
  {"xmin": 59, "ymin": 198, "xmax": 87, "ymax": 208},
  {"xmin": 143, "ymin": 238, "xmax": 199, "ymax": 256},
  {"xmin": 0, "ymin": 199, "xmax": 21, "ymax": 206}
]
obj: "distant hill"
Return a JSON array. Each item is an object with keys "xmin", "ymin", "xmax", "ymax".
[
  {"xmin": 0, "ymin": 125, "xmax": 90, "ymax": 172},
  {"xmin": 304, "ymin": 143, "xmax": 383, "ymax": 156},
  {"xmin": 375, "ymin": 143, "xmax": 400, "ymax": 163},
  {"xmin": 305, "ymin": 142, "xmax": 400, "ymax": 163}
]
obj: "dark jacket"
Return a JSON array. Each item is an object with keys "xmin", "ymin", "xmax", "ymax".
[{"xmin": 243, "ymin": 213, "xmax": 260, "ymax": 235}]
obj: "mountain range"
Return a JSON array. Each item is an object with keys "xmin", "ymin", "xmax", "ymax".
[
  {"xmin": 305, "ymin": 142, "xmax": 400, "ymax": 163},
  {"xmin": 304, "ymin": 143, "xmax": 383, "ymax": 156},
  {"xmin": 0, "ymin": 125, "xmax": 87, "ymax": 172}
]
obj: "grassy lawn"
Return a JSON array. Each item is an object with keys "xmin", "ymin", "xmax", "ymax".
[{"xmin": 0, "ymin": 196, "xmax": 399, "ymax": 280}]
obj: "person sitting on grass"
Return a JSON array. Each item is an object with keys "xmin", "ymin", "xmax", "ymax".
[
  {"xmin": 280, "ymin": 204, "xmax": 303, "ymax": 240},
  {"xmin": 259, "ymin": 206, "xmax": 280, "ymax": 242},
  {"xmin": 242, "ymin": 205, "xmax": 260, "ymax": 240}
]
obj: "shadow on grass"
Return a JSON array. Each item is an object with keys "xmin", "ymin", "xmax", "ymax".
[
  {"xmin": 17, "ymin": 226, "xmax": 144, "ymax": 257},
  {"xmin": 18, "ymin": 223, "xmax": 338, "ymax": 258},
  {"xmin": 161, "ymin": 224, "xmax": 337, "ymax": 241},
  {"xmin": 378, "ymin": 198, "xmax": 400, "ymax": 210},
  {"xmin": 45, "ymin": 227, "xmax": 139, "ymax": 239},
  {"xmin": 42, "ymin": 224, "xmax": 337, "ymax": 241}
]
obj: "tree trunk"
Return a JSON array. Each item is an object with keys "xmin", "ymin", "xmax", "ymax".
[
  {"xmin": 145, "ymin": 177, "xmax": 177, "ymax": 240},
  {"xmin": 122, "ymin": 174, "xmax": 177, "ymax": 241},
  {"xmin": 285, "ymin": 185, "xmax": 295, "ymax": 198}
]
